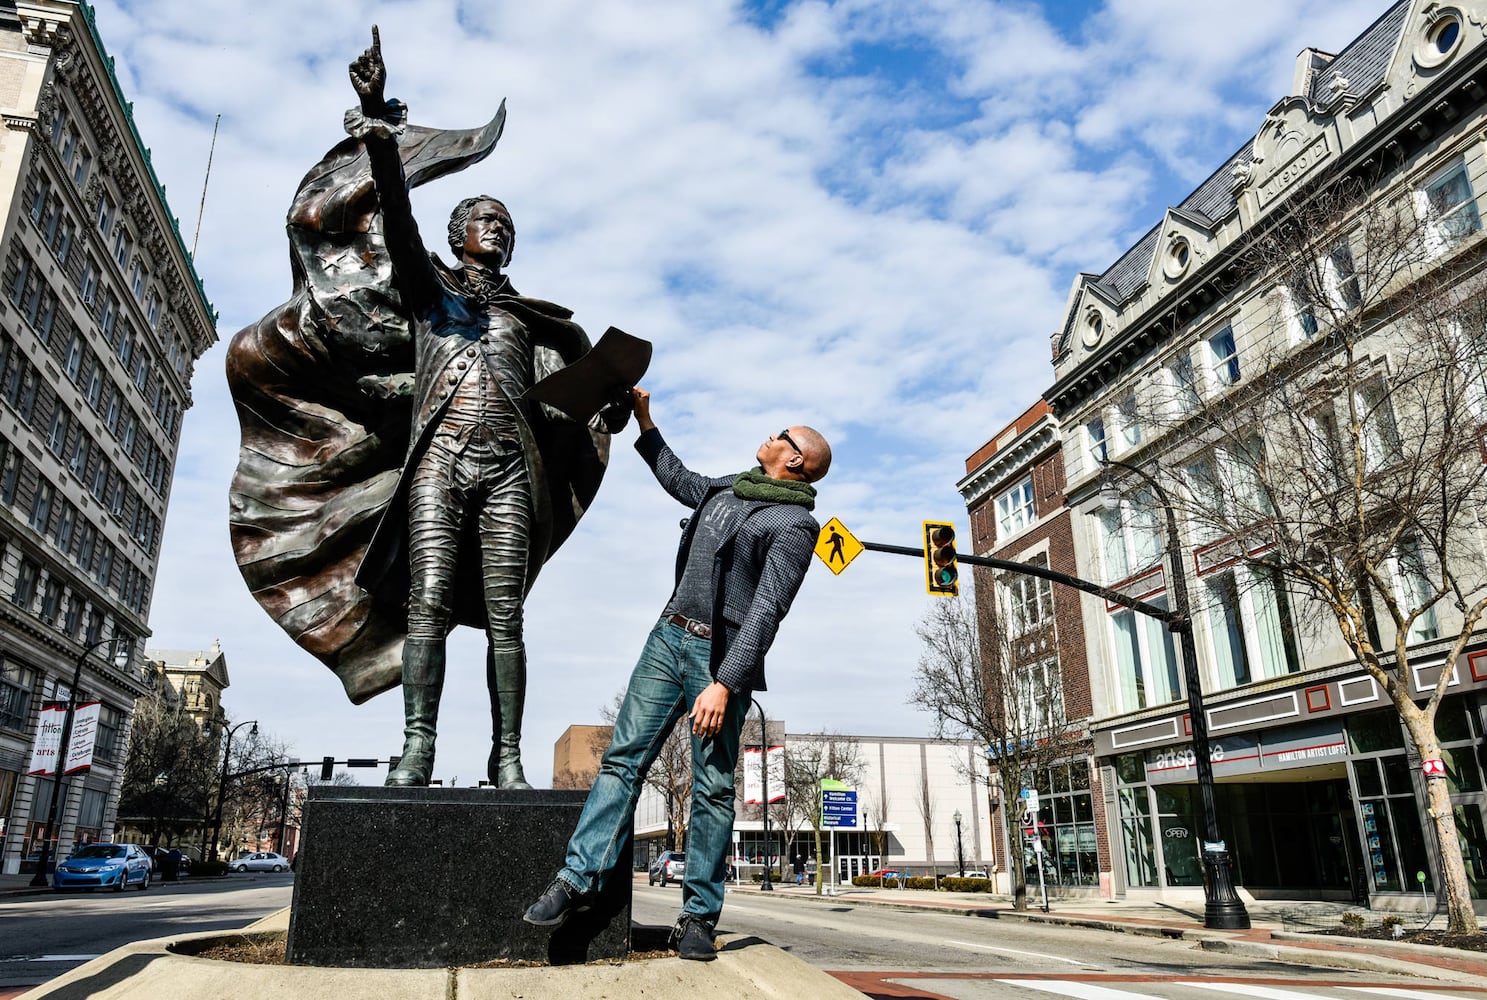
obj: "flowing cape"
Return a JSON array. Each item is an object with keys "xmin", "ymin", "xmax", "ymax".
[{"xmin": 226, "ymin": 109, "xmax": 609, "ymax": 704}]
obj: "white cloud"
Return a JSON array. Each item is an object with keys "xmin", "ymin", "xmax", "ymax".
[{"xmin": 83, "ymin": 0, "xmax": 1397, "ymax": 787}]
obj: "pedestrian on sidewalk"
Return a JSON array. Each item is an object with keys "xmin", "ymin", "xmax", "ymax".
[{"xmin": 523, "ymin": 387, "xmax": 831, "ymax": 961}]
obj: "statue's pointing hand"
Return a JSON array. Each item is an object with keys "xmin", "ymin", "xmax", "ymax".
[{"xmin": 349, "ymin": 25, "xmax": 387, "ymax": 112}]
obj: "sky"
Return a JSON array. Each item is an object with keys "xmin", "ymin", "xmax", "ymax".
[{"xmin": 90, "ymin": 0, "xmax": 1393, "ymax": 787}]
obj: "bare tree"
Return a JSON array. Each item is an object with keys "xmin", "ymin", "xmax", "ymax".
[
  {"xmin": 915, "ymin": 768, "xmax": 937, "ymax": 879},
  {"xmin": 1121, "ymin": 178, "xmax": 1487, "ymax": 933},
  {"xmin": 910, "ymin": 595, "xmax": 1085, "ymax": 910},
  {"xmin": 781, "ymin": 734, "xmax": 863, "ymax": 895},
  {"xmin": 117, "ymin": 694, "xmax": 215, "ymax": 849}
]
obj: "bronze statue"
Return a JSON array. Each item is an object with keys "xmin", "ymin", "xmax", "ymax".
[{"xmin": 227, "ymin": 27, "xmax": 630, "ymax": 788}]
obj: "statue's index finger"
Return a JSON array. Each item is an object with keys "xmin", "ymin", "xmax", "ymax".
[{"xmin": 371, "ymin": 24, "xmax": 381, "ymax": 55}]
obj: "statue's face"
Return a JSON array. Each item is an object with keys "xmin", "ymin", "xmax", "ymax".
[{"xmin": 463, "ymin": 200, "xmax": 513, "ymax": 267}]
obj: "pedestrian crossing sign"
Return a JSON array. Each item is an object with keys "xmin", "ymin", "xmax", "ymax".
[{"xmin": 814, "ymin": 517, "xmax": 864, "ymax": 575}]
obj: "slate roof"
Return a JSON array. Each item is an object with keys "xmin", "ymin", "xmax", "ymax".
[{"xmin": 1087, "ymin": 1, "xmax": 1410, "ymax": 309}]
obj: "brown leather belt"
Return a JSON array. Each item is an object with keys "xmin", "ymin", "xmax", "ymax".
[{"xmin": 667, "ymin": 613, "xmax": 712, "ymax": 639}]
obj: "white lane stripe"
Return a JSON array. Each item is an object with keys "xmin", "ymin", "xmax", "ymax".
[
  {"xmin": 29, "ymin": 954, "xmax": 101, "ymax": 962},
  {"xmin": 1000, "ymin": 981, "xmax": 1169, "ymax": 1000},
  {"xmin": 1344, "ymin": 989, "xmax": 1476, "ymax": 999},
  {"xmin": 946, "ymin": 940, "xmax": 1092, "ymax": 966},
  {"xmin": 1184, "ymin": 984, "xmax": 1354, "ymax": 1000}
]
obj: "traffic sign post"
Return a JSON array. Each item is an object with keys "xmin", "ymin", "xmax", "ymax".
[{"xmin": 814, "ymin": 518, "xmax": 864, "ymax": 574}]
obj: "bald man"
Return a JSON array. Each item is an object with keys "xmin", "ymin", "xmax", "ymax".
[{"xmin": 525, "ymin": 387, "xmax": 832, "ymax": 960}]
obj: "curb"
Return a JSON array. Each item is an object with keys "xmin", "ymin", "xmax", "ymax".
[{"xmin": 1199, "ymin": 938, "xmax": 1487, "ymax": 985}]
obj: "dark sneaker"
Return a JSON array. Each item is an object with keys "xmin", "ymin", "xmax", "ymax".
[
  {"xmin": 672, "ymin": 914, "xmax": 716, "ymax": 961},
  {"xmin": 523, "ymin": 878, "xmax": 590, "ymax": 927}
]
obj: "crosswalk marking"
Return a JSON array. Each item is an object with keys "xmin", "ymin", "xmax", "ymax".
[
  {"xmin": 999, "ymin": 982, "xmax": 1168, "ymax": 1000},
  {"xmin": 1187, "ymin": 984, "xmax": 1344, "ymax": 1000},
  {"xmin": 1344, "ymin": 990, "xmax": 1477, "ymax": 999}
]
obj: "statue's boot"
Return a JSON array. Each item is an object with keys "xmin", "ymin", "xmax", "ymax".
[
  {"xmin": 385, "ymin": 638, "xmax": 444, "ymax": 787},
  {"xmin": 487, "ymin": 647, "xmax": 531, "ymax": 789}
]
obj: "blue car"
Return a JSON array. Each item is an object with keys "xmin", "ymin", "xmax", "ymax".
[{"xmin": 52, "ymin": 843, "xmax": 152, "ymax": 892}]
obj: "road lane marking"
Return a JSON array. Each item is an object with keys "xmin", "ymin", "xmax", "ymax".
[
  {"xmin": 947, "ymin": 940, "xmax": 1092, "ymax": 966},
  {"xmin": 1344, "ymin": 990, "xmax": 1482, "ymax": 999},
  {"xmin": 28, "ymin": 955, "xmax": 101, "ymax": 962},
  {"xmin": 1001, "ymin": 981, "xmax": 1167, "ymax": 999}
]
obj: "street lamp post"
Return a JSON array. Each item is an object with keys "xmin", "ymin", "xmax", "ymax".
[
  {"xmin": 953, "ymin": 809, "xmax": 965, "ymax": 878},
  {"xmin": 1098, "ymin": 459, "xmax": 1250, "ymax": 930},
  {"xmin": 30, "ymin": 636, "xmax": 129, "ymax": 887},
  {"xmin": 751, "ymin": 698, "xmax": 773, "ymax": 892},
  {"xmin": 209, "ymin": 719, "xmax": 258, "ymax": 862}
]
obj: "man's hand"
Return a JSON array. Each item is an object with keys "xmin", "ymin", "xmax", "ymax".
[
  {"xmin": 689, "ymin": 681, "xmax": 730, "ymax": 737},
  {"xmin": 349, "ymin": 26, "xmax": 387, "ymax": 114},
  {"xmin": 632, "ymin": 386, "xmax": 655, "ymax": 432}
]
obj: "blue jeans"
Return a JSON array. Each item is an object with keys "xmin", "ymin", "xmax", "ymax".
[{"xmin": 558, "ymin": 619, "xmax": 747, "ymax": 923}]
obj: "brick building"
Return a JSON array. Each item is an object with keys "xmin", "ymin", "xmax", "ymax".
[{"xmin": 959, "ymin": 400, "xmax": 1110, "ymax": 896}]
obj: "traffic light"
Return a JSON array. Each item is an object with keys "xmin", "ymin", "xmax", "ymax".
[
  {"xmin": 923, "ymin": 521, "xmax": 958, "ymax": 596},
  {"xmin": 320, "ymin": 756, "xmax": 334, "ymax": 781}
]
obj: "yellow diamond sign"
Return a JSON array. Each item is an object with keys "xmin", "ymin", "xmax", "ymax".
[{"xmin": 815, "ymin": 517, "xmax": 864, "ymax": 575}]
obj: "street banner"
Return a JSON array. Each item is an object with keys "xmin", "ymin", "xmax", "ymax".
[
  {"xmin": 27, "ymin": 703, "xmax": 66, "ymax": 775},
  {"xmin": 27, "ymin": 702, "xmax": 101, "ymax": 776},
  {"xmin": 744, "ymin": 748, "xmax": 762, "ymax": 803},
  {"xmin": 743, "ymin": 746, "xmax": 786, "ymax": 804},
  {"xmin": 64, "ymin": 702, "xmax": 101, "ymax": 774}
]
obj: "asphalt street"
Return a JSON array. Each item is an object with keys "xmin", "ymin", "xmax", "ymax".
[
  {"xmin": 630, "ymin": 883, "xmax": 1487, "ymax": 1000},
  {"xmin": 0, "ymin": 872, "xmax": 294, "ymax": 992}
]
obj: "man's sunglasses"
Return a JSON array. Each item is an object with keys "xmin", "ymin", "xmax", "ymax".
[{"xmin": 778, "ymin": 429, "xmax": 803, "ymax": 457}]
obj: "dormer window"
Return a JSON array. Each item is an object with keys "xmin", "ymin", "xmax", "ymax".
[
  {"xmin": 1417, "ymin": 8, "xmax": 1464, "ymax": 69},
  {"xmin": 1163, "ymin": 236, "xmax": 1192, "ymax": 280},
  {"xmin": 1082, "ymin": 309, "xmax": 1105, "ymax": 348}
]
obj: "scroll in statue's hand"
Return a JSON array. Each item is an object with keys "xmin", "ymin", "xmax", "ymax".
[{"xmin": 356, "ymin": 372, "xmax": 414, "ymax": 400}]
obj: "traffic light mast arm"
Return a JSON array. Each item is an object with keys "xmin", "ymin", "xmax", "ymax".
[{"xmin": 860, "ymin": 540, "xmax": 1183, "ymax": 628}]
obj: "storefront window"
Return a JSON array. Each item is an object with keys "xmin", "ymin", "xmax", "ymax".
[
  {"xmin": 1457, "ymin": 804, "xmax": 1487, "ymax": 899},
  {"xmin": 1355, "ymin": 755, "xmax": 1432, "ymax": 892},
  {"xmin": 74, "ymin": 786, "xmax": 106, "ymax": 845},
  {"xmin": 1347, "ymin": 708, "xmax": 1405, "ymax": 752},
  {"xmin": 1118, "ymin": 786, "xmax": 1157, "ymax": 887},
  {"xmin": 1023, "ymin": 763, "xmax": 1098, "ymax": 887},
  {"xmin": 1155, "ymin": 784, "xmax": 1202, "ymax": 886}
]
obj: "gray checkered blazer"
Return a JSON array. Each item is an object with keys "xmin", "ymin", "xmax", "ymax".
[{"xmin": 636, "ymin": 429, "xmax": 819, "ymax": 694}]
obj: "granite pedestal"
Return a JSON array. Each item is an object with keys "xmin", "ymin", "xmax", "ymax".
[{"xmin": 286, "ymin": 786, "xmax": 629, "ymax": 968}]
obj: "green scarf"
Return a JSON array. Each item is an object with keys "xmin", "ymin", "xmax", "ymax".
[{"xmin": 733, "ymin": 467, "xmax": 817, "ymax": 510}]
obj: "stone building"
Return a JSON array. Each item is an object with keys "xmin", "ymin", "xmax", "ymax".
[
  {"xmin": 1044, "ymin": 0, "xmax": 1487, "ymax": 909},
  {"xmin": 0, "ymin": 0, "xmax": 214, "ymax": 874},
  {"xmin": 959, "ymin": 400, "xmax": 1110, "ymax": 896},
  {"xmin": 141, "ymin": 641, "xmax": 229, "ymax": 733}
]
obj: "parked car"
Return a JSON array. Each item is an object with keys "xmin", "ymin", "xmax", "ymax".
[
  {"xmin": 52, "ymin": 843, "xmax": 151, "ymax": 892},
  {"xmin": 647, "ymin": 851, "xmax": 685, "ymax": 887},
  {"xmin": 231, "ymin": 851, "xmax": 292, "ymax": 873},
  {"xmin": 865, "ymin": 868, "xmax": 906, "ymax": 881},
  {"xmin": 960, "ymin": 869, "xmax": 989, "ymax": 879}
]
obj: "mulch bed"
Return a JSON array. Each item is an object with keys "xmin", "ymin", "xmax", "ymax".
[{"xmin": 1310, "ymin": 926, "xmax": 1487, "ymax": 952}]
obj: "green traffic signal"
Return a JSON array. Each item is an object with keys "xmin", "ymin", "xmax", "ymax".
[{"xmin": 923, "ymin": 521, "xmax": 959, "ymax": 596}]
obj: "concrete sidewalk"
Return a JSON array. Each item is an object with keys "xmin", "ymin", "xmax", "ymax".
[{"xmin": 9, "ymin": 872, "xmax": 1487, "ymax": 996}]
